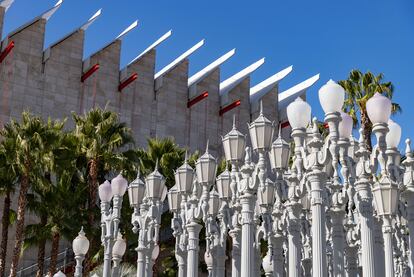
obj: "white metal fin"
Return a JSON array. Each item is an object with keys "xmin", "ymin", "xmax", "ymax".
[
  {"xmin": 116, "ymin": 20, "xmax": 138, "ymax": 40},
  {"xmin": 278, "ymin": 74, "xmax": 320, "ymax": 109},
  {"xmin": 0, "ymin": 0, "xmax": 14, "ymax": 12},
  {"xmin": 155, "ymin": 39, "xmax": 205, "ymax": 80},
  {"xmin": 129, "ymin": 30, "xmax": 172, "ymax": 65},
  {"xmin": 42, "ymin": 0, "xmax": 63, "ymax": 21},
  {"xmin": 80, "ymin": 9, "xmax": 102, "ymax": 31},
  {"xmin": 219, "ymin": 58, "xmax": 265, "ymax": 96},
  {"xmin": 188, "ymin": 48, "xmax": 236, "ymax": 87}
]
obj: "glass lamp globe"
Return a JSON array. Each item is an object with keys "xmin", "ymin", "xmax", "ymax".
[
  {"xmin": 338, "ymin": 112, "xmax": 353, "ymax": 139},
  {"xmin": 366, "ymin": 93, "xmax": 392, "ymax": 124},
  {"xmin": 249, "ymin": 102, "xmax": 274, "ymax": 151},
  {"xmin": 53, "ymin": 271, "xmax": 66, "ymax": 277},
  {"xmin": 287, "ymin": 97, "xmax": 311, "ymax": 129},
  {"xmin": 269, "ymin": 129, "xmax": 290, "ymax": 170},
  {"xmin": 72, "ymin": 227, "xmax": 89, "ymax": 256},
  {"xmin": 216, "ymin": 168, "xmax": 231, "ymax": 200},
  {"xmin": 222, "ymin": 116, "xmax": 246, "ymax": 162},
  {"xmin": 195, "ymin": 143, "xmax": 217, "ymax": 185},
  {"xmin": 152, "ymin": 244, "xmax": 160, "ymax": 260},
  {"xmin": 386, "ymin": 119, "xmax": 401, "ymax": 148},
  {"xmin": 112, "ymin": 233, "xmax": 126, "ymax": 257},
  {"xmin": 145, "ymin": 161, "xmax": 166, "ymax": 200},
  {"xmin": 257, "ymin": 179, "xmax": 275, "ymax": 206},
  {"xmin": 128, "ymin": 171, "xmax": 146, "ymax": 207},
  {"xmin": 167, "ymin": 185, "xmax": 181, "ymax": 212},
  {"xmin": 111, "ymin": 174, "xmax": 128, "ymax": 196},
  {"xmin": 318, "ymin": 79, "xmax": 345, "ymax": 114},
  {"xmin": 372, "ymin": 179, "xmax": 399, "ymax": 216},
  {"xmin": 161, "ymin": 184, "xmax": 167, "ymax": 202},
  {"xmin": 208, "ymin": 190, "xmax": 220, "ymax": 216},
  {"xmin": 174, "ymin": 155, "xmax": 194, "ymax": 194},
  {"xmin": 98, "ymin": 180, "xmax": 113, "ymax": 202}
]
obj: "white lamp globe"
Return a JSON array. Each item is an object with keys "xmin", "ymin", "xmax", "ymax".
[
  {"xmin": 98, "ymin": 180, "xmax": 113, "ymax": 202},
  {"xmin": 72, "ymin": 227, "xmax": 89, "ymax": 256},
  {"xmin": 366, "ymin": 93, "xmax": 392, "ymax": 124},
  {"xmin": 152, "ymin": 244, "xmax": 160, "ymax": 260},
  {"xmin": 112, "ymin": 233, "xmax": 126, "ymax": 257},
  {"xmin": 111, "ymin": 174, "xmax": 128, "ymax": 196},
  {"xmin": 338, "ymin": 112, "xmax": 353, "ymax": 139},
  {"xmin": 386, "ymin": 119, "xmax": 401, "ymax": 148},
  {"xmin": 286, "ymin": 97, "xmax": 311, "ymax": 129},
  {"xmin": 318, "ymin": 79, "xmax": 345, "ymax": 113},
  {"xmin": 53, "ymin": 271, "xmax": 66, "ymax": 277}
]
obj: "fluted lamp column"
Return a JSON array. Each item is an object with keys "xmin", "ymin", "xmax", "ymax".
[
  {"xmin": 242, "ymin": 102, "xmax": 273, "ymax": 277},
  {"xmin": 222, "ymin": 115, "xmax": 246, "ymax": 277},
  {"xmin": 368, "ymin": 93, "xmax": 398, "ymax": 277}
]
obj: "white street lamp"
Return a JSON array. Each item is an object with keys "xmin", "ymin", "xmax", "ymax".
[
  {"xmin": 72, "ymin": 227, "xmax": 89, "ymax": 277},
  {"xmin": 269, "ymin": 129, "xmax": 290, "ymax": 171},
  {"xmin": 195, "ymin": 143, "xmax": 217, "ymax": 186},
  {"xmin": 145, "ymin": 161, "xmax": 166, "ymax": 200},
  {"xmin": 175, "ymin": 153, "xmax": 195, "ymax": 194},
  {"xmin": 216, "ymin": 168, "xmax": 231, "ymax": 201},
  {"xmin": 249, "ymin": 101, "xmax": 274, "ymax": 152},
  {"xmin": 167, "ymin": 185, "xmax": 181, "ymax": 213},
  {"xmin": 386, "ymin": 119, "xmax": 401, "ymax": 149},
  {"xmin": 112, "ymin": 233, "xmax": 127, "ymax": 277},
  {"xmin": 287, "ymin": 97, "xmax": 311, "ymax": 130},
  {"xmin": 99, "ymin": 180, "xmax": 113, "ymax": 203},
  {"xmin": 128, "ymin": 171, "xmax": 146, "ymax": 208},
  {"xmin": 223, "ymin": 115, "xmax": 246, "ymax": 163},
  {"xmin": 338, "ymin": 112, "xmax": 353, "ymax": 139},
  {"xmin": 318, "ymin": 79, "xmax": 345, "ymax": 114},
  {"xmin": 366, "ymin": 92, "xmax": 392, "ymax": 125}
]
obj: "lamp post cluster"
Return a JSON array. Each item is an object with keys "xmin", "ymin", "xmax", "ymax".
[
  {"xmin": 70, "ymin": 79, "xmax": 414, "ymax": 277},
  {"xmin": 166, "ymin": 79, "xmax": 414, "ymax": 277}
]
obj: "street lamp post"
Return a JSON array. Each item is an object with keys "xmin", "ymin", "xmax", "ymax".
[
  {"xmin": 72, "ymin": 227, "xmax": 89, "ymax": 277},
  {"xmin": 98, "ymin": 174, "xmax": 128, "ymax": 277}
]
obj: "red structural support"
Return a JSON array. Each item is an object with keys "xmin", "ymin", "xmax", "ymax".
[
  {"xmin": 219, "ymin": 100, "xmax": 241, "ymax": 116},
  {"xmin": 187, "ymin": 91, "xmax": 208, "ymax": 108},
  {"xmin": 118, "ymin": 73, "xmax": 138, "ymax": 92},
  {"xmin": 81, "ymin": 64, "xmax": 100, "ymax": 82},
  {"xmin": 0, "ymin": 41, "xmax": 14, "ymax": 63},
  {"xmin": 281, "ymin": 121, "xmax": 290, "ymax": 129}
]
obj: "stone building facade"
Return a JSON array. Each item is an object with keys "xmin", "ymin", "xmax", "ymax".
[{"xmin": 0, "ymin": 1, "xmax": 320, "ymax": 272}]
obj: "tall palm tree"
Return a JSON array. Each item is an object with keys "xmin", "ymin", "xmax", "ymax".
[
  {"xmin": 338, "ymin": 70, "xmax": 401, "ymax": 150},
  {"xmin": 7, "ymin": 113, "xmax": 64, "ymax": 277},
  {"xmin": 72, "ymin": 107, "xmax": 134, "ymax": 273},
  {"xmin": 0, "ymin": 135, "xmax": 18, "ymax": 277}
]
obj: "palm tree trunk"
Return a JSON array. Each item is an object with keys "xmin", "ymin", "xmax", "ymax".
[
  {"xmin": 361, "ymin": 111, "xmax": 373, "ymax": 151},
  {"xmin": 0, "ymin": 191, "xmax": 11, "ymax": 277},
  {"xmin": 9, "ymin": 169, "xmax": 30, "ymax": 277},
  {"xmin": 84, "ymin": 158, "xmax": 98, "ymax": 276},
  {"xmin": 35, "ymin": 215, "xmax": 47, "ymax": 277},
  {"xmin": 47, "ymin": 231, "xmax": 60, "ymax": 276}
]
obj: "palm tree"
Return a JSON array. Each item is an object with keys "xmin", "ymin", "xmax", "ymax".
[
  {"xmin": 338, "ymin": 70, "xmax": 401, "ymax": 150},
  {"xmin": 7, "ymin": 113, "xmax": 64, "ymax": 277},
  {"xmin": 0, "ymin": 134, "xmax": 18, "ymax": 277},
  {"xmin": 72, "ymin": 107, "xmax": 135, "ymax": 273}
]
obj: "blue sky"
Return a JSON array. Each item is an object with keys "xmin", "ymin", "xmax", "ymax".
[{"xmin": 3, "ymin": 0, "xmax": 414, "ymax": 150}]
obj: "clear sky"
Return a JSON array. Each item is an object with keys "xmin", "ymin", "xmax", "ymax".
[{"xmin": 2, "ymin": 0, "xmax": 413, "ymax": 150}]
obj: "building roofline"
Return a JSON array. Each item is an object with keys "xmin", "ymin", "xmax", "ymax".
[
  {"xmin": 127, "ymin": 29, "xmax": 172, "ymax": 66},
  {"xmin": 154, "ymin": 39, "xmax": 204, "ymax": 80},
  {"xmin": 278, "ymin": 74, "xmax": 320, "ymax": 109},
  {"xmin": 188, "ymin": 48, "xmax": 235, "ymax": 87},
  {"xmin": 0, "ymin": 0, "xmax": 14, "ymax": 12},
  {"xmin": 219, "ymin": 58, "xmax": 265, "ymax": 96},
  {"xmin": 250, "ymin": 65, "xmax": 293, "ymax": 103},
  {"xmin": 8, "ymin": 0, "xmax": 63, "ymax": 37}
]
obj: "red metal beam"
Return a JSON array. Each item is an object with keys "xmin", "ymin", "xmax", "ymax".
[
  {"xmin": 187, "ymin": 91, "xmax": 208, "ymax": 108},
  {"xmin": 81, "ymin": 63, "xmax": 100, "ymax": 82},
  {"xmin": 219, "ymin": 100, "xmax": 241, "ymax": 116},
  {"xmin": 0, "ymin": 41, "xmax": 14, "ymax": 63},
  {"xmin": 118, "ymin": 73, "xmax": 138, "ymax": 92},
  {"xmin": 281, "ymin": 121, "xmax": 290, "ymax": 129}
]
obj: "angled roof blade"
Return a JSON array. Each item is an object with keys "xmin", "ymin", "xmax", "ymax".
[
  {"xmin": 250, "ymin": 65, "xmax": 293, "ymax": 102},
  {"xmin": 155, "ymin": 39, "xmax": 205, "ymax": 80},
  {"xmin": 219, "ymin": 58, "xmax": 265, "ymax": 96},
  {"xmin": 188, "ymin": 48, "xmax": 236, "ymax": 87},
  {"xmin": 128, "ymin": 30, "xmax": 172, "ymax": 65},
  {"xmin": 0, "ymin": 0, "xmax": 14, "ymax": 12},
  {"xmin": 80, "ymin": 8, "xmax": 102, "ymax": 31},
  {"xmin": 278, "ymin": 74, "xmax": 320, "ymax": 110},
  {"xmin": 42, "ymin": 0, "xmax": 63, "ymax": 21},
  {"xmin": 116, "ymin": 20, "xmax": 138, "ymax": 40}
]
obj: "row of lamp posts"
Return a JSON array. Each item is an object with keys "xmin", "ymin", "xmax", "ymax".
[{"xmin": 70, "ymin": 78, "xmax": 414, "ymax": 277}]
